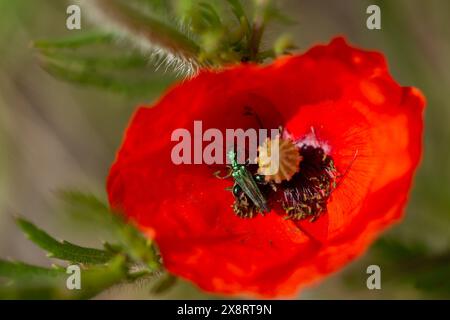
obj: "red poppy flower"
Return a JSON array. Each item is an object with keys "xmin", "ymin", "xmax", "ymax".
[{"xmin": 107, "ymin": 37, "xmax": 425, "ymax": 297}]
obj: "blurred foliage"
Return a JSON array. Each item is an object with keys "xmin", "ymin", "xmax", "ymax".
[
  {"xmin": 344, "ymin": 238, "xmax": 450, "ymax": 298},
  {"xmin": 33, "ymin": 31, "xmax": 176, "ymax": 96},
  {"xmin": 30, "ymin": 0, "xmax": 294, "ymax": 94},
  {"xmin": 16, "ymin": 217, "xmax": 114, "ymax": 264},
  {"xmin": 1, "ymin": 193, "xmax": 166, "ymax": 299},
  {"xmin": 0, "ymin": 0, "xmax": 449, "ymax": 299}
]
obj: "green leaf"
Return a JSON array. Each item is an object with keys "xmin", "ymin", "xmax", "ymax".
[
  {"xmin": 198, "ymin": 2, "xmax": 222, "ymax": 28},
  {"xmin": 59, "ymin": 191, "xmax": 161, "ymax": 271},
  {"xmin": 60, "ymin": 191, "xmax": 111, "ymax": 222},
  {"xmin": 226, "ymin": 0, "xmax": 250, "ymax": 30},
  {"xmin": 0, "ymin": 259, "xmax": 62, "ymax": 280},
  {"xmin": 16, "ymin": 217, "xmax": 114, "ymax": 265},
  {"xmin": 39, "ymin": 57, "xmax": 173, "ymax": 96},
  {"xmin": 83, "ymin": 0, "xmax": 201, "ymax": 71},
  {"xmin": 0, "ymin": 256, "xmax": 129, "ymax": 300},
  {"xmin": 38, "ymin": 50, "xmax": 149, "ymax": 70},
  {"xmin": 0, "ymin": 280, "xmax": 65, "ymax": 300},
  {"xmin": 33, "ymin": 32, "xmax": 114, "ymax": 49}
]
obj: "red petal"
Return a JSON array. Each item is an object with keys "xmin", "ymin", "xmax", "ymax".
[{"xmin": 107, "ymin": 37, "xmax": 425, "ymax": 297}]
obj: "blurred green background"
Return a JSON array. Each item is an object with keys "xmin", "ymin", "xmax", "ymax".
[{"xmin": 0, "ymin": 0, "xmax": 449, "ymax": 299}]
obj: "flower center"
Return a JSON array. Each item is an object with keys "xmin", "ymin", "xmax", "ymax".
[
  {"xmin": 280, "ymin": 145, "xmax": 338, "ymax": 221},
  {"xmin": 217, "ymin": 136, "xmax": 338, "ymax": 221}
]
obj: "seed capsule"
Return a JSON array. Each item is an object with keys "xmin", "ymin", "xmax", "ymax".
[{"xmin": 257, "ymin": 136, "xmax": 302, "ymax": 184}]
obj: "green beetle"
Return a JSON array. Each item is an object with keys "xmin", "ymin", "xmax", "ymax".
[{"xmin": 227, "ymin": 150, "xmax": 270, "ymax": 214}]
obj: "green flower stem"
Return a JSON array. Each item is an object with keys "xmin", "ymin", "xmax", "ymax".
[{"xmin": 249, "ymin": 0, "xmax": 270, "ymax": 61}]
